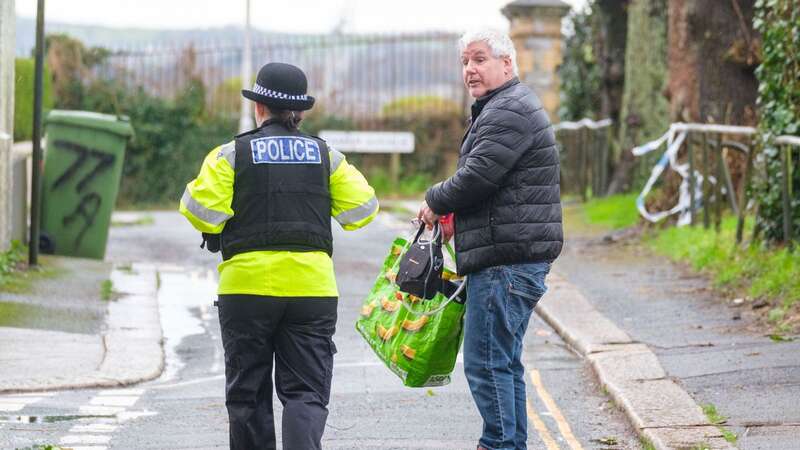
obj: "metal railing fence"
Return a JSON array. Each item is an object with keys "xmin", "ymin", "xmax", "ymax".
[
  {"xmin": 633, "ymin": 123, "xmax": 799, "ymax": 245},
  {"xmin": 91, "ymin": 32, "xmax": 468, "ymax": 125}
]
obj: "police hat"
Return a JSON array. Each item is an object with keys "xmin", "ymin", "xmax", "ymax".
[{"xmin": 241, "ymin": 62, "xmax": 316, "ymax": 111}]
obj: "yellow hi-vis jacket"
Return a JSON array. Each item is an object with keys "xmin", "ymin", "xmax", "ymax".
[{"xmin": 179, "ymin": 141, "xmax": 378, "ymax": 297}]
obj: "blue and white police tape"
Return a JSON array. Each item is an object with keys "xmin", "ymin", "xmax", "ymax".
[{"xmin": 632, "ymin": 129, "xmax": 709, "ymax": 225}]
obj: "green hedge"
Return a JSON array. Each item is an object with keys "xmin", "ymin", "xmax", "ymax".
[
  {"xmin": 73, "ymin": 78, "xmax": 236, "ymax": 207},
  {"xmin": 13, "ymin": 58, "xmax": 53, "ymax": 141},
  {"xmin": 753, "ymin": 0, "xmax": 800, "ymax": 244}
]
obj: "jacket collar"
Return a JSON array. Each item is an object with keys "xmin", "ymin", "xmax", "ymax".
[
  {"xmin": 235, "ymin": 118, "xmax": 285, "ymax": 138},
  {"xmin": 470, "ymin": 77, "xmax": 520, "ymax": 121}
]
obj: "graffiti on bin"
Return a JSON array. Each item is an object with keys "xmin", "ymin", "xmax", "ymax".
[{"xmin": 51, "ymin": 140, "xmax": 116, "ymax": 249}]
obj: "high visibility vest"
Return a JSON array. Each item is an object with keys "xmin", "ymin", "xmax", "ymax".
[{"xmin": 179, "ymin": 120, "xmax": 379, "ymax": 297}]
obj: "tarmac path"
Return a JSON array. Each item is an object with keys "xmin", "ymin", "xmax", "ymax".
[{"xmin": 1, "ymin": 210, "xmax": 641, "ymax": 449}]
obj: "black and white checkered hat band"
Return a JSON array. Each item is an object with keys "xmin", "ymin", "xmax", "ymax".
[{"xmin": 251, "ymin": 83, "xmax": 308, "ymax": 101}]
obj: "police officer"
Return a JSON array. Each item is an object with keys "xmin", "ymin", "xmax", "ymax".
[{"xmin": 179, "ymin": 62, "xmax": 378, "ymax": 450}]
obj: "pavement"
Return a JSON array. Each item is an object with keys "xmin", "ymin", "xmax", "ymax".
[
  {"xmin": 0, "ymin": 255, "xmax": 163, "ymax": 393},
  {"xmin": 539, "ymin": 273, "xmax": 736, "ymax": 449},
  {"xmin": 552, "ymin": 226, "xmax": 800, "ymax": 450},
  {"xmin": 1, "ymin": 204, "xmax": 798, "ymax": 449}
]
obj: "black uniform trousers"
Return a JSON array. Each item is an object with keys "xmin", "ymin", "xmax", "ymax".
[{"xmin": 217, "ymin": 294, "xmax": 338, "ymax": 450}]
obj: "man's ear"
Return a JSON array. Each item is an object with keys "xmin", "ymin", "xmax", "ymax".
[{"xmin": 503, "ymin": 56, "xmax": 514, "ymax": 77}]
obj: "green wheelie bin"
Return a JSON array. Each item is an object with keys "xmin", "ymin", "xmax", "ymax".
[{"xmin": 40, "ymin": 110, "xmax": 134, "ymax": 259}]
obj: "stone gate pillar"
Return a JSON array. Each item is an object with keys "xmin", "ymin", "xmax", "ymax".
[{"xmin": 502, "ymin": 0, "xmax": 570, "ymax": 122}]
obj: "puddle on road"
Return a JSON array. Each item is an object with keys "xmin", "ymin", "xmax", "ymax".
[
  {"xmin": 0, "ymin": 414, "xmax": 114, "ymax": 424},
  {"xmin": 1, "ymin": 409, "xmax": 159, "ymax": 425},
  {"xmin": 156, "ymin": 267, "xmax": 219, "ymax": 382},
  {"xmin": 0, "ymin": 301, "xmax": 102, "ymax": 334}
]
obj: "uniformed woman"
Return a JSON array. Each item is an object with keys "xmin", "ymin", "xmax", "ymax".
[{"xmin": 179, "ymin": 62, "xmax": 379, "ymax": 450}]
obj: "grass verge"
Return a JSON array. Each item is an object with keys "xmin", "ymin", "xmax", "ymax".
[
  {"xmin": 575, "ymin": 194, "xmax": 799, "ymax": 333},
  {"xmin": 0, "ymin": 240, "xmax": 26, "ymax": 288},
  {"xmin": 646, "ymin": 216, "xmax": 799, "ymax": 333},
  {"xmin": 581, "ymin": 193, "xmax": 640, "ymax": 230},
  {"xmin": 1, "ymin": 244, "xmax": 66, "ymax": 294},
  {"xmin": 366, "ymin": 167, "xmax": 433, "ymax": 199}
]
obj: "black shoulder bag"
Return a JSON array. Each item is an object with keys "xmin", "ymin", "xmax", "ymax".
[{"xmin": 396, "ymin": 223, "xmax": 444, "ymax": 300}]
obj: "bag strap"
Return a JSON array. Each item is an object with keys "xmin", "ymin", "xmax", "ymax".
[
  {"xmin": 411, "ymin": 222, "xmax": 441, "ymax": 246},
  {"xmin": 444, "ymin": 242, "xmax": 456, "ymax": 261},
  {"xmin": 399, "ymin": 275, "xmax": 467, "ymax": 317}
]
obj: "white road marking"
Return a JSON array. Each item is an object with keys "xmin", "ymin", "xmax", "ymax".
[
  {"xmin": 59, "ymin": 434, "xmax": 112, "ymax": 444},
  {"xmin": 150, "ymin": 374, "xmax": 225, "ymax": 390},
  {"xmin": 64, "ymin": 388, "xmax": 146, "ymax": 448},
  {"xmin": 96, "ymin": 388, "xmax": 144, "ymax": 396},
  {"xmin": 0, "ymin": 402, "xmax": 26, "ymax": 412},
  {"xmin": 89, "ymin": 395, "xmax": 140, "ymax": 407},
  {"xmin": 0, "ymin": 393, "xmax": 52, "ymax": 411},
  {"xmin": 116, "ymin": 409, "xmax": 158, "ymax": 421},
  {"xmin": 10, "ymin": 392, "xmax": 56, "ymax": 397},
  {"xmin": 70, "ymin": 423, "xmax": 119, "ymax": 433},
  {"xmin": 78, "ymin": 405, "xmax": 127, "ymax": 416}
]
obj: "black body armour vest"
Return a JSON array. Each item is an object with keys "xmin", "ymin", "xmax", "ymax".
[{"xmin": 221, "ymin": 120, "xmax": 332, "ymax": 260}]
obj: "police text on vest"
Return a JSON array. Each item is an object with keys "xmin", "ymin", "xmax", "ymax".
[{"xmin": 251, "ymin": 136, "xmax": 322, "ymax": 165}]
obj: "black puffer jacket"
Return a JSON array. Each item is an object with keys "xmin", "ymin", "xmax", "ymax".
[{"xmin": 425, "ymin": 78, "xmax": 563, "ymax": 275}]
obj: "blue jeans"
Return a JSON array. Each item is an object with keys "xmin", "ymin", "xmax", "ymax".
[{"xmin": 463, "ymin": 262, "xmax": 551, "ymax": 450}]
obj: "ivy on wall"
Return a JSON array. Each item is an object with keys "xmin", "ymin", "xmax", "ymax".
[
  {"xmin": 753, "ymin": 0, "xmax": 800, "ymax": 243},
  {"xmin": 617, "ymin": 0, "xmax": 669, "ymax": 157},
  {"xmin": 558, "ymin": 6, "xmax": 602, "ymax": 121}
]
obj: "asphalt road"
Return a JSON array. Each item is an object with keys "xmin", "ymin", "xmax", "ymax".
[{"xmin": 2, "ymin": 210, "xmax": 641, "ymax": 449}]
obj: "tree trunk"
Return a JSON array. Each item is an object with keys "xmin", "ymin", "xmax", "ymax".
[
  {"xmin": 594, "ymin": 0, "xmax": 629, "ymax": 125},
  {"xmin": 666, "ymin": 0, "xmax": 758, "ymax": 125},
  {"xmin": 608, "ymin": 0, "xmax": 668, "ymax": 195}
]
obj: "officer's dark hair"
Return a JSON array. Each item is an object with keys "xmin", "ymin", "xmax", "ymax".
[{"xmin": 266, "ymin": 105, "xmax": 302, "ymax": 131}]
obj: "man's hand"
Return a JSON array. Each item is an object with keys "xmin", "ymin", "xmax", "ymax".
[{"xmin": 417, "ymin": 201, "xmax": 441, "ymax": 230}]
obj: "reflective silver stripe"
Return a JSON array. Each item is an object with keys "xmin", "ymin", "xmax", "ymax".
[
  {"xmin": 335, "ymin": 196, "xmax": 379, "ymax": 225},
  {"xmin": 181, "ymin": 189, "xmax": 232, "ymax": 225},
  {"xmin": 216, "ymin": 141, "xmax": 236, "ymax": 169},
  {"xmin": 329, "ymin": 148, "xmax": 345, "ymax": 174}
]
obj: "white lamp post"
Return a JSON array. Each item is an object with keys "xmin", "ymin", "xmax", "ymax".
[{"xmin": 238, "ymin": 0, "xmax": 254, "ymax": 132}]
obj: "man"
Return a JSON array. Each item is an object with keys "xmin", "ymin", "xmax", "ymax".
[
  {"xmin": 179, "ymin": 62, "xmax": 378, "ymax": 450},
  {"xmin": 418, "ymin": 30, "xmax": 563, "ymax": 450}
]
